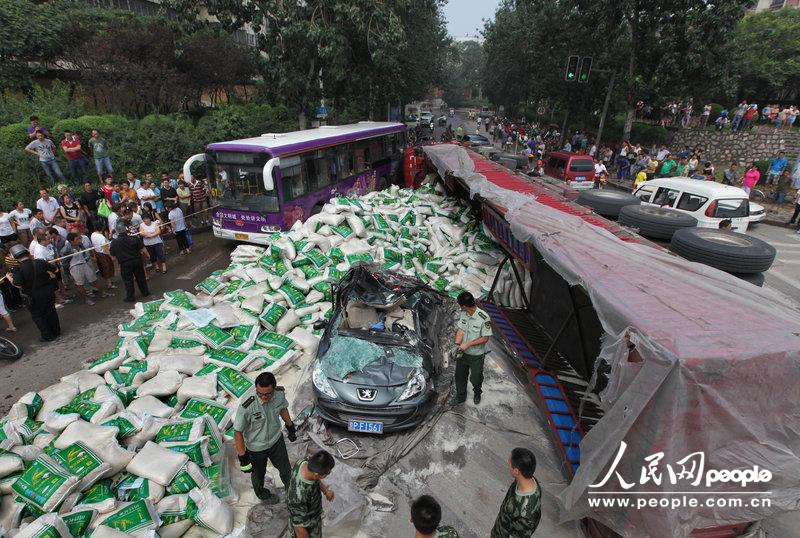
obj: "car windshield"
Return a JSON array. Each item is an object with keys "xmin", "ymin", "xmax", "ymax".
[
  {"xmin": 468, "ymin": 135, "xmax": 489, "ymax": 143},
  {"xmin": 322, "ymin": 334, "xmax": 422, "ymax": 379}
]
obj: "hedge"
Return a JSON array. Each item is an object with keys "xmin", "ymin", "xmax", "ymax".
[{"xmin": 0, "ymin": 103, "xmax": 295, "ymax": 209}]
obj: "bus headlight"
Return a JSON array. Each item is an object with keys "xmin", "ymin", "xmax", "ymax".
[
  {"xmin": 260, "ymin": 225, "xmax": 279, "ymax": 233},
  {"xmin": 212, "ymin": 217, "xmax": 221, "ymax": 227}
]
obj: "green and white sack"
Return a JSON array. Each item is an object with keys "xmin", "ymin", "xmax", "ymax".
[
  {"xmin": 94, "ymin": 499, "xmax": 160, "ymax": 536},
  {"xmin": 188, "ymin": 486, "xmax": 233, "ymax": 535},
  {"xmin": 154, "ymin": 418, "xmax": 205, "ymax": 444},
  {"xmin": 165, "ymin": 462, "xmax": 209, "ymax": 494},
  {"xmin": 178, "ymin": 398, "xmax": 233, "ymax": 432},
  {"xmin": 61, "ymin": 507, "xmax": 97, "ymax": 537},
  {"xmin": 52, "ymin": 441, "xmax": 112, "ymax": 490},
  {"xmin": 214, "ymin": 368, "xmax": 253, "ymax": 400},
  {"xmin": 113, "ymin": 473, "xmax": 165, "ymax": 504},
  {"xmin": 126, "ymin": 442, "xmax": 188, "ymax": 487},
  {"xmin": 160, "ymin": 437, "xmax": 212, "ymax": 467},
  {"xmin": 14, "ymin": 513, "xmax": 72, "ymax": 538},
  {"xmin": 194, "ymin": 324, "xmax": 233, "ymax": 349},
  {"xmin": 258, "ymin": 302, "xmax": 287, "ymax": 330},
  {"xmin": 0, "ymin": 448, "xmax": 24, "ymax": 478},
  {"xmin": 176, "ymin": 374, "xmax": 218, "ymax": 405},
  {"xmin": 72, "ymin": 479, "xmax": 116, "ymax": 514},
  {"xmin": 205, "ymin": 347, "xmax": 256, "ymax": 371},
  {"xmin": 136, "ymin": 370, "xmax": 184, "ymax": 398},
  {"xmin": 12, "ymin": 454, "xmax": 82, "ymax": 512}
]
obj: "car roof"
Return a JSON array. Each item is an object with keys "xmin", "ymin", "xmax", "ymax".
[{"xmin": 640, "ymin": 177, "xmax": 748, "ymax": 197}]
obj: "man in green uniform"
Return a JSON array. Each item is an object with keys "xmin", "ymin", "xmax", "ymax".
[
  {"xmin": 453, "ymin": 291, "xmax": 492, "ymax": 405},
  {"xmin": 491, "ymin": 448, "xmax": 542, "ymax": 537},
  {"xmin": 410, "ymin": 495, "xmax": 459, "ymax": 537},
  {"xmin": 456, "ymin": 124, "xmax": 464, "ymax": 140},
  {"xmin": 287, "ymin": 449, "xmax": 336, "ymax": 538},
  {"xmin": 234, "ymin": 372, "xmax": 297, "ymax": 504}
]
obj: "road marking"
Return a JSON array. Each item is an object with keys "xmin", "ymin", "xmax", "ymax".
[{"xmin": 176, "ymin": 250, "xmax": 224, "ymax": 280}]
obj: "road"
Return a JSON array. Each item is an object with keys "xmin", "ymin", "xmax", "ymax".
[
  {"xmin": 0, "ymin": 231, "xmax": 235, "ymax": 415},
  {"xmin": 748, "ymin": 223, "xmax": 800, "ymax": 308}
]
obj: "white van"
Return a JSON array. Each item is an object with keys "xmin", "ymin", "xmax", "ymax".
[{"xmin": 633, "ymin": 177, "xmax": 759, "ymax": 233}]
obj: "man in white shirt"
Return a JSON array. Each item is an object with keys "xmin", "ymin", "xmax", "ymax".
[
  {"xmin": 36, "ymin": 189, "xmax": 61, "ymax": 224},
  {"xmin": 108, "ymin": 204, "xmax": 124, "ymax": 239},
  {"xmin": 51, "ymin": 217, "xmax": 68, "ymax": 241},
  {"xmin": 136, "ymin": 184, "xmax": 156, "ymax": 205},
  {"xmin": 656, "ymin": 145, "xmax": 670, "ymax": 161}
]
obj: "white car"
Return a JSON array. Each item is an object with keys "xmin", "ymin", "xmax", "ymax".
[
  {"xmin": 633, "ymin": 177, "xmax": 757, "ymax": 233},
  {"xmin": 419, "ymin": 111, "xmax": 433, "ymax": 124}
]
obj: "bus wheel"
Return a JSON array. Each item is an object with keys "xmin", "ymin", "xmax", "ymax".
[
  {"xmin": 311, "ymin": 203, "xmax": 324, "ymax": 215},
  {"xmin": 378, "ymin": 176, "xmax": 388, "ymax": 190}
]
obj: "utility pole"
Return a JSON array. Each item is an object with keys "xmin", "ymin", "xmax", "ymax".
[{"xmin": 595, "ymin": 71, "xmax": 616, "ymax": 150}]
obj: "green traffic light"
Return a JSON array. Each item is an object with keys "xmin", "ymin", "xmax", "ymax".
[
  {"xmin": 568, "ymin": 73, "xmax": 575, "ymax": 78},
  {"xmin": 580, "ymin": 74, "xmax": 587, "ymax": 80}
]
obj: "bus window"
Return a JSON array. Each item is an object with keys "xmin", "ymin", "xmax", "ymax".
[
  {"xmin": 280, "ymin": 156, "xmax": 306, "ymax": 201},
  {"xmin": 327, "ymin": 149, "xmax": 339, "ymax": 182},
  {"xmin": 304, "ymin": 150, "xmax": 329, "ymax": 191},
  {"xmin": 355, "ymin": 141, "xmax": 368, "ymax": 173},
  {"xmin": 370, "ymin": 138, "xmax": 384, "ymax": 162},
  {"xmin": 338, "ymin": 144, "xmax": 354, "ymax": 176}
]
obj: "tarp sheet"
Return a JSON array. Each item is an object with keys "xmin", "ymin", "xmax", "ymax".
[{"xmin": 425, "ymin": 144, "xmax": 800, "ymax": 536}]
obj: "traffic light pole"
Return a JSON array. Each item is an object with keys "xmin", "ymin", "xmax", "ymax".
[{"xmin": 595, "ymin": 70, "xmax": 616, "ymax": 151}]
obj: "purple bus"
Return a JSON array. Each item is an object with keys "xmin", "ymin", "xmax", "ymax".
[{"xmin": 182, "ymin": 122, "xmax": 406, "ymax": 244}]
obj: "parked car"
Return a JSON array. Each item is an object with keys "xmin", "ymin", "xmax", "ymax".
[
  {"xmin": 480, "ymin": 106, "xmax": 492, "ymax": 117},
  {"xmin": 633, "ymin": 177, "xmax": 756, "ymax": 233},
  {"xmin": 312, "ymin": 265, "xmax": 450, "ymax": 433},
  {"xmin": 419, "ymin": 111, "xmax": 434, "ymax": 124},
  {"xmin": 437, "ymin": 115, "xmax": 448, "ymax": 126},
  {"xmin": 543, "ymin": 151, "xmax": 596, "ymax": 191},
  {"xmin": 459, "ymin": 133, "xmax": 492, "ymax": 147}
]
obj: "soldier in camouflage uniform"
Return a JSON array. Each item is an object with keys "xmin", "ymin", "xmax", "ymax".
[
  {"xmin": 287, "ymin": 449, "xmax": 336, "ymax": 538},
  {"xmin": 410, "ymin": 495, "xmax": 460, "ymax": 537},
  {"xmin": 491, "ymin": 448, "xmax": 542, "ymax": 537},
  {"xmin": 453, "ymin": 291, "xmax": 493, "ymax": 405}
]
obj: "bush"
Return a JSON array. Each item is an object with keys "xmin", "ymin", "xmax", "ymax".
[
  {"xmin": 630, "ymin": 123, "xmax": 669, "ymax": 146},
  {"xmin": 0, "ymin": 123, "xmax": 30, "ymax": 148},
  {"xmin": 709, "ymin": 103, "xmax": 725, "ymax": 121}
]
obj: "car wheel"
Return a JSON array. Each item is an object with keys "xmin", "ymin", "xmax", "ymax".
[
  {"xmin": 669, "ymin": 228, "xmax": 776, "ymax": 274},
  {"xmin": 576, "ymin": 190, "xmax": 641, "ymax": 218},
  {"xmin": 618, "ymin": 205, "xmax": 698, "ymax": 240},
  {"xmin": 731, "ymin": 272, "xmax": 765, "ymax": 287}
]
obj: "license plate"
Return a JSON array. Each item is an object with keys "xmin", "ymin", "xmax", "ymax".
[
  {"xmin": 576, "ymin": 176, "xmax": 586, "ymax": 181},
  {"xmin": 348, "ymin": 420, "xmax": 383, "ymax": 434},
  {"xmin": 234, "ymin": 233, "xmax": 249, "ymax": 240}
]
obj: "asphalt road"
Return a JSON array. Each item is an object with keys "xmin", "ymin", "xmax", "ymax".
[
  {"xmin": 0, "ymin": 231, "xmax": 235, "ymax": 415},
  {"xmin": 748, "ymin": 223, "xmax": 800, "ymax": 308}
]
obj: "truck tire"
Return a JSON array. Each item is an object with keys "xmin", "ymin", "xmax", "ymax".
[
  {"xmin": 618, "ymin": 205, "xmax": 697, "ymax": 240},
  {"xmin": 576, "ymin": 190, "xmax": 641, "ymax": 218},
  {"xmin": 497, "ymin": 153, "xmax": 529, "ymax": 168},
  {"xmin": 499, "ymin": 158, "xmax": 517, "ymax": 171},
  {"xmin": 669, "ymin": 228, "xmax": 776, "ymax": 274}
]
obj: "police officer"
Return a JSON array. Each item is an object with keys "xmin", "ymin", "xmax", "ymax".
[
  {"xmin": 7, "ymin": 244, "xmax": 60, "ymax": 342},
  {"xmin": 453, "ymin": 291, "xmax": 492, "ymax": 405},
  {"xmin": 109, "ymin": 220, "xmax": 149, "ymax": 302},
  {"xmin": 234, "ymin": 372, "xmax": 297, "ymax": 504}
]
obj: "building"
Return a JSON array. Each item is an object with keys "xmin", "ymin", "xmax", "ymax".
[{"xmin": 750, "ymin": 0, "xmax": 800, "ymax": 12}]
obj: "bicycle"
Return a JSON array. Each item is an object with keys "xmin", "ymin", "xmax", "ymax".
[
  {"xmin": 0, "ymin": 334, "xmax": 22, "ymax": 360},
  {"xmin": 749, "ymin": 188, "xmax": 766, "ymax": 202}
]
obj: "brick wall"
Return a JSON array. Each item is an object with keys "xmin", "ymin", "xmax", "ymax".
[{"xmin": 668, "ymin": 128, "xmax": 800, "ymax": 165}]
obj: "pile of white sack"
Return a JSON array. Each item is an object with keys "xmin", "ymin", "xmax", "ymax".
[{"xmin": 0, "ymin": 182, "xmax": 525, "ymax": 537}]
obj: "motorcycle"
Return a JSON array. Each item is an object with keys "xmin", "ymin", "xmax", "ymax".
[{"xmin": 0, "ymin": 334, "xmax": 22, "ymax": 360}]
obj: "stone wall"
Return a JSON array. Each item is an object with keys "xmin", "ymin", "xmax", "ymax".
[{"xmin": 669, "ymin": 128, "xmax": 800, "ymax": 165}]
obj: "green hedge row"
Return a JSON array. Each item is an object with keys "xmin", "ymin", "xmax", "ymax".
[{"xmin": 0, "ymin": 103, "xmax": 296, "ymax": 209}]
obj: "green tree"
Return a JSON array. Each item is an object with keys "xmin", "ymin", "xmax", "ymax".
[
  {"xmin": 162, "ymin": 0, "xmax": 448, "ymax": 126},
  {"xmin": 443, "ymin": 40, "xmax": 484, "ymax": 108},
  {"xmin": 0, "ymin": 0, "xmax": 65, "ymax": 92},
  {"xmin": 733, "ymin": 9, "xmax": 800, "ymax": 101}
]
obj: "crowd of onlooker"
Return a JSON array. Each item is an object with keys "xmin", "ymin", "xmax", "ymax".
[{"xmin": 0, "ymin": 151, "xmax": 215, "ymax": 337}]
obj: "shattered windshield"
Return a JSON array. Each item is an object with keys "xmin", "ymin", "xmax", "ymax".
[{"xmin": 322, "ymin": 335, "xmax": 423, "ymax": 379}]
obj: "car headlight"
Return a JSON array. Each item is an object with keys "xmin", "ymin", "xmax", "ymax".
[
  {"xmin": 313, "ymin": 361, "xmax": 338, "ymax": 399},
  {"xmin": 396, "ymin": 368, "xmax": 426, "ymax": 402}
]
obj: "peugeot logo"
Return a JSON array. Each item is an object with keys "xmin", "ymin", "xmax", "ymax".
[{"xmin": 357, "ymin": 388, "xmax": 377, "ymax": 401}]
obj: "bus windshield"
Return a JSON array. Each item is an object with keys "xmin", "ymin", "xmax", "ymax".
[{"xmin": 208, "ymin": 151, "xmax": 279, "ymax": 212}]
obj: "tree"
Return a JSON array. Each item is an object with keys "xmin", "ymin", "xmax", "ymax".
[
  {"xmin": 162, "ymin": 0, "xmax": 449, "ymax": 126},
  {"xmin": 443, "ymin": 40, "xmax": 484, "ymax": 107},
  {"xmin": 733, "ymin": 9, "xmax": 800, "ymax": 101},
  {"xmin": 0, "ymin": 0, "xmax": 64, "ymax": 92}
]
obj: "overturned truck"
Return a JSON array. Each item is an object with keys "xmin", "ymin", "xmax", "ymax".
[{"xmin": 424, "ymin": 144, "xmax": 800, "ymax": 537}]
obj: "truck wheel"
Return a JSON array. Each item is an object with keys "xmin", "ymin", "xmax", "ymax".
[
  {"xmin": 619, "ymin": 205, "xmax": 697, "ymax": 240},
  {"xmin": 577, "ymin": 190, "xmax": 641, "ymax": 218},
  {"xmin": 669, "ymin": 228, "xmax": 776, "ymax": 274}
]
